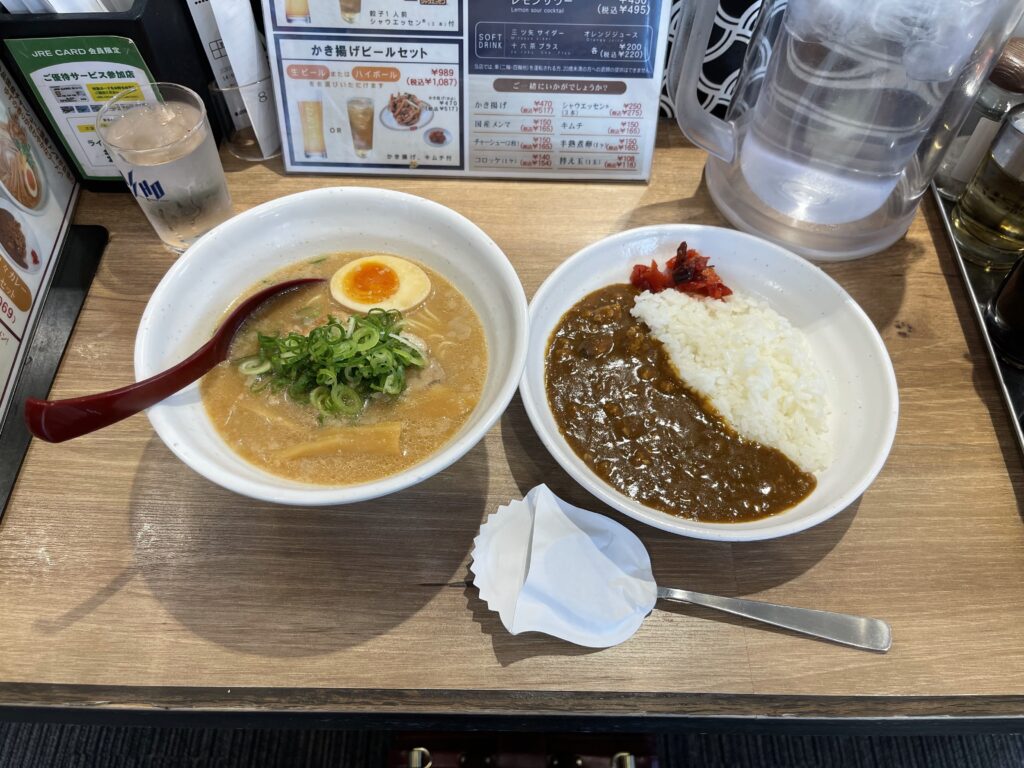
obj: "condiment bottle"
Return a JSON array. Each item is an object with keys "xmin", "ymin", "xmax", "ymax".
[
  {"xmin": 936, "ymin": 38, "xmax": 1024, "ymax": 200},
  {"xmin": 952, "ymin": 106, "xmax": 1024, "ymax": 269},
  {"xmin": 986, "ymin": 254, "xmax": 1024, "ymax": 368}
]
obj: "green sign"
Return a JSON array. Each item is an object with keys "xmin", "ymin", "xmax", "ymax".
[{"xmin": 6, "ymin": 36, "xmax": 156, "ymax": 180}]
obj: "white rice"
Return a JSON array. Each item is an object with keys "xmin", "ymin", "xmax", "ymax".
[{"xmin": 631, "ymin": 289, "xmax": 831, "ymax": 474}]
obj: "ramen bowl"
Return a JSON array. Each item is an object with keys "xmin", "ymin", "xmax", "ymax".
[{"xmin": 135, "ymin": 187, "xmax": 528, "ymax": 505}]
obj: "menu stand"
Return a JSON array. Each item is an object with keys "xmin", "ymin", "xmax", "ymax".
[
  {"xmin": 0, "ymin": 0, "xmax": 219, "ymax": 191},
  {"xmin": 0, "ymin": 224, "xmax": 106, "ymax": 520},
  {"xmin": 932, "ymin": 187, "xmax": 1024, "ymax": 460}
]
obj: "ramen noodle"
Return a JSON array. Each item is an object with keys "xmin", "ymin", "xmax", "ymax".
[
  {"xmin": 0, "ymin": 111, "xmax": 42, "ymax": 210},
  {"xmin": 201, "ymin": 252, "xmax": 489, "ymax": 485}
]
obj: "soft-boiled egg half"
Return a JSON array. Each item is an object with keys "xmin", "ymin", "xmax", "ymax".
[{"xmin": 330, "ymin": 254, "xmax": 431, "ymax": 313}]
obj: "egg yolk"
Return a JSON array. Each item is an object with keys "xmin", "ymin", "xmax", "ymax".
[
  {"xmin": 24, "ymin": 165, "xmax": 37, "ymax": 197},
  {"xmin": 341, "ymin": 261, "xmax": 400, "ymax": 303}
]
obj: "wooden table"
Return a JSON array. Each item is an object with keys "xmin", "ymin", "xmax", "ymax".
[{"xmin": 2, "ymin": 125, "xmax": 1024, "ymax": 730}]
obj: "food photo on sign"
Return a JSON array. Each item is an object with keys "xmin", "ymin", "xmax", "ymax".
[{"xmin": 0, "ymin": 61, "xmax": 77, "ymax": 435}]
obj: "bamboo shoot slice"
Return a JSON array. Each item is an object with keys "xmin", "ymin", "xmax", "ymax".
[{"xmin": 275, "ymin": 422, "xmax": 402, "ymax": 460}]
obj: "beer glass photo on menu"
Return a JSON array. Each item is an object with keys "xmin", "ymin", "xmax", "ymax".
[
  {"xmin": 347, "ymin": 97, "xmax": 373, "ymax": 158},
  {"xmin": 298, "ymin": 92, "xmax": 327, "ymax": 159},
  {"xmin": 340, "ymin": 0, "xmax": 360, "ymax": 23},
  {"xmin": 96, "ymin": 82, "xmax": 233, "ymax": 253},
  {"xmin": 284, "ymin": 0, "xmax": 311, "ymax": 23}
]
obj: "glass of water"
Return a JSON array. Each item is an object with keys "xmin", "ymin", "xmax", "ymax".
[{"xmin": 96, "ymin": 82, "xmax": 233, "ymax": 252}]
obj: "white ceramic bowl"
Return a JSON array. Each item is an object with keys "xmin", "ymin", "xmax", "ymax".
[
  {"xmin": 135, "ymin": 187, "xmax": 528, "ymax": 505},
  {"xmin": 520, "ymin": 225, "xmax": 899, "ymax": 542}
]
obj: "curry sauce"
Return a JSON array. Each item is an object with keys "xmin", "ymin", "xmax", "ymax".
[{"xmin": 545, "ymin": 284, "xmax": 815, "ymax": 522}]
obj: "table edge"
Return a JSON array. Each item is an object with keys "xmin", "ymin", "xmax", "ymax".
[{"xmin": 1, "ymin": 684, "xmax": 1023, "ymax": 732}]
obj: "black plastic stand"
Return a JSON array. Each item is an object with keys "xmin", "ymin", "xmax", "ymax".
[{"xmin": 0, "ymin": 224, "xmax": 106, "ymax": 521}]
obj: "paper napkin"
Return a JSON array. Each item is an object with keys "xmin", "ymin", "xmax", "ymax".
[{"xmin": 471, "ymin": 485, "xmax": 657, "ymax": 648}]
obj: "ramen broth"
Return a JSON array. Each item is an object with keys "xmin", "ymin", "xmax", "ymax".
[{"xmin": 200, "ymin": 252, "xmax": 488, "ymax": 485}]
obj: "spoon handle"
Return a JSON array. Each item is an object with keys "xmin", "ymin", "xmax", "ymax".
[
  {"xmin": 656, "ymin": 586, "xmax": 892, "ymax": 652},
  {"xmin": 24, "ymin": 338, "xmax": 221, "ymax": 443},
  {"xmin": 24, "ymin": 277, "xmax": 323, "ymax": 443}
]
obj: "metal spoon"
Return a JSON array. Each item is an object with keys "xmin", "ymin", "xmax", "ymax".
[
  {"xmin": 24, "ymin": 277, "xmax": 325, "ymax": 443},
  {"xmin": 657, "ymin": 586, "xmax": 892, "ymax": 652}
]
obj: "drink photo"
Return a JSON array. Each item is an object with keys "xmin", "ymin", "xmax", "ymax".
[
  {"xmin": 298, "ymin": 93, "xmax": 327, "ymax": 159},
  {"xmin": 96, "ymin": 83, "xmax": 233, "ymax": 253},
  {"xmin": 347, "ymin": 97, "xmax": 374, "ymax": 158},
  {"xmin": 340, "ymin": 0, "xmax": 360, "ymax": 23},
  {"xmin": 284, "ymin": 0, "xmax": 311, "ymax": 24}
]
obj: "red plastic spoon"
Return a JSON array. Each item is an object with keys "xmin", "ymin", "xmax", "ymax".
[{"xmin": 25, "ymin": 277, "xmax": 325, "ymax": 443}]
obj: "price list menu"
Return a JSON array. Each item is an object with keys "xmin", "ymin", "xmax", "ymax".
[
  {"xmin": 263, "ymin": 0, "xmax": 669, "ymax": 180},
  {"xmin": 469, "ymin": 89, "xmax": 647, "ymax": 175}
]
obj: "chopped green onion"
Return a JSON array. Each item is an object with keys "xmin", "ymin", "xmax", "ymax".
[
  {"xmin": 238, "ymin": 357, "xmax": 272, "ymax": 376},
  {"xmin": 351, "ymin": 325, "xmax": 380, "ymax": 352},
  {"xmin": 237, "ymin": 309, "xmax": 427, "ymax": 419},
  {"xmin": 330, "ymin": 383, "xmax": 362, "ymax": 415}
]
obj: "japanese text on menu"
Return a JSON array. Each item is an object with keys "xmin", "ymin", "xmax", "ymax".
[{"xmin": 262, "ymin": 0, "xmax": 668, "ymax": 180}]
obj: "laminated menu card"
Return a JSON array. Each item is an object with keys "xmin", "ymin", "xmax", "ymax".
[
  {"xmin": 0, "ymin": 61, "xmax": 78, "ymax": 426},
  {"xmin": 261, "ymin": 0, "xmax": 671, "ymax": 180},
  {"xmin": 5, "ymin": 36, "xmax": 156, "ymax": 181}
]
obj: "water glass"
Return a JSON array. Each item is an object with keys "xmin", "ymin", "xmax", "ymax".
[
  {"xmin": 209, "ymin": 77, "xmax": 282, "ymax": 162},
  {"xmin": 96, "ymin": 82, "xmax": 233, "ymax": 252}
]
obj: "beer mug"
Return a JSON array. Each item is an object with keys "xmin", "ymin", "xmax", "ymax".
[{"xmin": 297, "ymin": 91, "xmax": 327, "ymax": 159}]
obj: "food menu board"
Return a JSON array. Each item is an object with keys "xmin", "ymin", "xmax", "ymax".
[
  {"xmin": 262, "ymin": 0, "xmax": 670, "ymax": 180},
  {"xmin": 0, "ymin": 62, "xmax": 78, "ymax": 426}
]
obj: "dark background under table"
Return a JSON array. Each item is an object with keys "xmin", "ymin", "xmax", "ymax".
[{"xmin": 3, "ymin": 723, "xmax": 1024, "ymax": 768}]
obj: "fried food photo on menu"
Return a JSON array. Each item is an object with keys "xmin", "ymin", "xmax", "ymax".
[{"xmin": 387, "ymin": 92, "xmax": 425, "ymax": 127}]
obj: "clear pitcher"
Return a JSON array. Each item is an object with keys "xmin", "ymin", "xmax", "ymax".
[{"xmin": 669, "ymin": 0, "xmax": 1024, "ymax": 260}]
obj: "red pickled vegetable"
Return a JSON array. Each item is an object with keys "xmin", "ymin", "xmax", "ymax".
[
  {"xmin": 629, "ymin": 241, "xmax": 732, "ymax": 300},
  {"xmin": 630, "ymin": 260, "xmax": 673, "ymax": 293}
]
